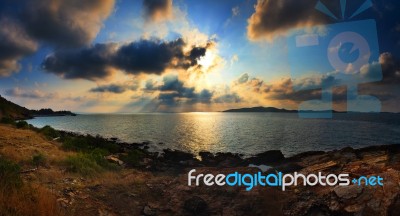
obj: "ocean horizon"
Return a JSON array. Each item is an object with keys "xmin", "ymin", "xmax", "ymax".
[{"xmin": 27, "ymin": 112, "xmax": 400, "ymax": 157}]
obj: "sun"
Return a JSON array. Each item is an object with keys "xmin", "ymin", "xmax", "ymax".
[{"xmin": 198, "ymin": 50, "xmax": 216, "ymax": 70}]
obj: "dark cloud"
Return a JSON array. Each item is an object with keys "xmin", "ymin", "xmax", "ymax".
[
  {"xmin": 0, "ymin": 18, "xmax": 38, "ymax": 76},
  {"xmin": 214, "ymin": 93, "xmax": 242, "ymax": 103},
  {"xmin": 42, "ymin": 38, "xmax": 209, "ymax": 80},
  {"xmin": 378, "ymin": 52, "xmax": 400, "ymax": 84},
  {"xmin": 114, "ymin": 39, "xmax": 185, "ymax": 75},
  {"xmin": 90, "ymin": 84, "xmax": 127, "ymax": 94},
  {"xmin": 89, "ymin": 81, "xmax": 139, "ymax": 94},
  {"xmin": 157, "ymin": 75, "xmax": 213, "ymax": 104},
  {"xmin": 189, "ymin": 47, "xmax": 207, "ymax": 66},
  {"xmin": 247, "ymin": 0, "xmax": 330, "ymax": 41},
  {"xmin": 21, "ymin": 0, "xmax": 115, "ymax": 48},
  {"xmin": 144, "ymin": 79, "xmax": 158, "ymax": 92},
  {"xmin": 236, "ymin": 73, "xmax": 249, "ymax": 84},
  {"xmin": 0, "ymin": 0, "xmax": 115, "ymax": 76},
  {"xmin": 42, "ymin": 43, "xmax": 116, "ymax": 80},
  {"xmin": 143, "ymin": 0, "xmax": 173, "ymax": 22}
]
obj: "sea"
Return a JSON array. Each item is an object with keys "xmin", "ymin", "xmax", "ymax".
[{"xmin": 26, "ymin": 112, "xmax": 400, "ymax": 157}]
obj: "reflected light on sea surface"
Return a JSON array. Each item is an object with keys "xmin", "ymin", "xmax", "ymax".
[
  {"xmin": 176, "ymin": 112, "xmax": 225, "ymax": 153},
  {"xmin": 26, "ymin": 113, "xmax": 400, "ymax": 157}
]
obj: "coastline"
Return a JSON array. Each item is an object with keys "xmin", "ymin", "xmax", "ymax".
[{"xmin": 0, "ymin": 122, "xmax": 400, "ymax": 215}]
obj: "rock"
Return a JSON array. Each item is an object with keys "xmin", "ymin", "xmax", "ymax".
[
  {"xmin": 199, "ymin": 151, "xmax": 215, "ymax": 165},
  {"xmin": 288, "ymin": 151, "xmax": 326, "ymax": 162},
  {"xmin": 246, "ymin": 150, "xmax": 285, "ymax": 165},
  {"xmin": 305, "ymin": 204, "xmax": 333, "ymax": 216},
  {"xmin": 183, "ymin": 196, "xmax": 209, "ymax": 216},
  {"xmin": 98, "ymin": 209, "xmax": 115, "ymax": 216},
  {"xmin": 104, "ymin": 155, "xmax": 124, "ymax": 166},
  {"xmin": 303, "ymin": 161, "xmax": 338, "ymax": 173},
  {"xmin": 274, "ymin": 162, "xmax": 304, "ymax": 173},
  {"xmin": 214, "ymin": 152, "xmax": 243, "ymax": 167},
  {"xmin": 142, "ymin": 205, "xmax": 156, "ymax": 216},
  {"xmin": 388, "ymin": 194, "xmax": 400, "ymax": 216},
  {"xmin": 344, "ymin": 204, "xmax": 364, "ymax": 213},
  {"xmin": 333, "ymin": 185, "xmax": 363, "ymax": 199},
  {"xmin": 248, "ymin": 164, "xmax": 272, "ymax": 172},
  {"xmin": 162, "ymin": 149, "xmax": 195, "ymax": 162}
]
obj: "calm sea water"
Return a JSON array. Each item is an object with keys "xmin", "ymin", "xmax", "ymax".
[{"xmin": 27, "ymin": 113, "xmax": 400, "ymax": 156}]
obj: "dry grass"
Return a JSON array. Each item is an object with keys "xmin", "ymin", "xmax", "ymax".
[
  {"xmin": 0, "ymin": 125, "xmax": 72, "ymax": 215},
  {"xmin": 0, "ymin": 184, "xmax": 65, "ymax": 216},
  {"xmin": 0, "ymin": 124, "xmax": 75, "ymax": 164}
]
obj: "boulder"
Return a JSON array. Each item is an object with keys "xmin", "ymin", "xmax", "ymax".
[
  {"xmin": 333, "ymin": 185, "xmax": 363, "ymax": 199},
  {"xmin": 183, "ymin": 196, "xmax": 209, "ymax": 216},
  {"xmin": 142, "ymin": 205, "xmax": 156, "ymax": 216},
  {"xmin": 104, "ymin": 155, "xmax": 124, "ymax": 166},
  {"xmin": 162, "ymin": 149, "xmax": 195, "ymax": 162},
  {"xmin": 246, "ymin": 150, "xmax": 285, "ymax": 165}
]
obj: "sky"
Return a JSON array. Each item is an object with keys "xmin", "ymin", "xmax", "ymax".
[{"xmin": 0, "ymin": 0, "xmax": 399, "ymax": 113}]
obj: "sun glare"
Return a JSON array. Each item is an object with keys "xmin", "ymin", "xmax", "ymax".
[{"xmin": 198, "ymin": 50, "xmax": 216, "ymax": 70}]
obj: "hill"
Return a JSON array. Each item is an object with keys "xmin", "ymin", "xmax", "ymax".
[
  {"xmin": 0, "ymin": 95, "xmax": 31, "ymax": 120},
  {"xmin": 222, "ymin": 106, "xmax": 297, "ymax": 113},
  {"xmin": 0, "ymin": 95, "xmax": 76, "ymax": 120}
]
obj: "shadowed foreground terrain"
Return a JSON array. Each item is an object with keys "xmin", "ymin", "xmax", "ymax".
[{"xmin": 0, "ymin": 123, "xmax": 400, "ymax": 216}]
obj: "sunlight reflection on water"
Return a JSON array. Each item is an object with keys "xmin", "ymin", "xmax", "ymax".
[{"xmin": 27, "ymin": 113, "xmax": 400, "ymax": 156}]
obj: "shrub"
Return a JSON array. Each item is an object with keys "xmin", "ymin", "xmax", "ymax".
[
  {"xmin": 62, "ymin": 137, "xmax": 91, "ymax": 152},
  {"xmin": 64, "ymin": 150, "xmax": 119, "ymax": 176},
  {"xmin": 39, "ymin": 125, "xmax": 60, "ymax": 139},
  {"xmin": 32, "ymin": 153, "xmax": 46, "ymax": 168},
  {"xmin": 61, "ymin": 135, "xmax": 120, "ymax": 154},
  {"xmin": 16, "ymin": 120, "xmax": 29, "ymax": 129},
  {"xmin": 64, "ymin": 153, "xmax": 103, "ymax": 176},
  {"xmin": 0, "ymin": 157, "xmax": 22, "ymax": 191},
  {"xmin": 90, "ymin": 149, "xmax": 120, "ymax": 171},
  {"xmin": 120, "ymin": 149, "xmax": 144, "ymax": 167},
  {"xmin": 0, "ymin": 117, "xmax": 15, "ymax": 125}
]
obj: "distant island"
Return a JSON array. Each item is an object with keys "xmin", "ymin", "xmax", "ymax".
[
  {"xmin": 223, "ymin": 106, "xmax": 297, "ymax": 113},
  {"xmin": 30, "ymin": 108, "xmax": 76, "ymax": 117},
  {"xmin": 0, "ymin": 95, "xmax": 76, "ymax": 120},
  {"xmin": 222, "ymin": 106, "xmax": 347, "ymax": 113}
]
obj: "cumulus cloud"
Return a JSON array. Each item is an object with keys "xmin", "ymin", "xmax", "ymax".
[
  {"xmin": 0, "ymin": 18, "xmax": 38, "ymax": 76},
  {"xmin": 144, "ymin": 75, "xmax": 213, "ymax": 105},
  {"xmin": 42, "ymin": 38, "xmax": 210, "ymax": 80},
  {"xmin": 143, "ymin": 0, "xmax": 173, "ymax": 22},
  {"xmin": 214, "ymin": 93, "xmax": 242, "ymax": 103},
  {"xmin": 4, "ymin": 87, "xmax": 56, "ymax": 99},
  {"xmin": 158, "ymin": 75, "xmax": 213, "ymax": 104},
  {"xmin": 379, "ymin": 52, "xmax": 400, "ymax": 84},
  {"xmin": 236, "ymin": 73, "xmax": 249, "ymax": 84},
  {"xmin": 235, "ymin": 73, "xmax": 341, "ymax": 103},
  {"xmin": 89, "ymin": 81, "xmax": 140, "ymax": 94},
  {"xmin": 0, "ymin": 0, "xmax": 115, "ymax": 76},
  {"xmin": 21, "ymin": 0, "xmax": 115, "ymax": 47},
  {"xmin": 42, "ymin": 43, "xmax": 117, "ymax": 80},
  {"xmin": 114, "ymin": 38, "xmax": 186, "ymax": 74},
  {"xmin": 247, "ymin": 0, "xmax": 329, "ymax": 41},
  {"xmin": 90, "ymin": 84, "xmax": 127, "ymax": 94}
]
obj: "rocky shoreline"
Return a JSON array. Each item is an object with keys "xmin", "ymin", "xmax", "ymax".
[{"xmin": 1, "ymin": 123, "xmax": 400, "ymax": 215}]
